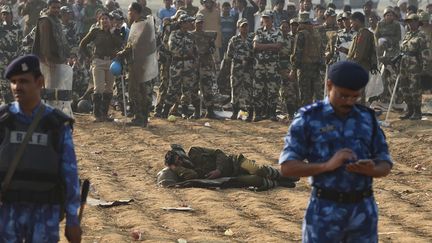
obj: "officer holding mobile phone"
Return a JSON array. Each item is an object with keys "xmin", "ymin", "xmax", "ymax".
[{"xmin": 278, "ymin": 61, "xmax": 393, "ymax": 243}]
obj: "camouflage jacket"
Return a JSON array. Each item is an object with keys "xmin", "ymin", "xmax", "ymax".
[
  {"xmin": 375, "ymin": 20, "xmax": 401, "ymax": 51},
  {"xmin": 168, "ymin": 29, "xmax": 197, "ymax": 61},
  {"xmin": 0, "ymin": 23, "xmax": 22, "ymax": 76},
  {"xmin": 171, "ymin": 146, "xmax": 243, "ymax": 180},
  {"xmin": 400, "ymin": 30, "xmax": 427, "ymax": 73},
  {"xmin": 226, "ymin": 33, "xmax": 254, "ymax": 63},
  {"xmin": 279, "ymin": 33, "xmax": 294, "ymax": 69},
  {"xmin": 192, "ymin": 30, "xmax": 216, "ymax": 67},
  {"xmin": 62, "ymin": 22, "xmax": 79, "ymax": 51},
  {"xmin": 253, "ymin": 26, "xmax": 283, "ymax": 63},
  {"xmin": 291, "ymin": 28, "xmax": 323, "ymax": 69}
]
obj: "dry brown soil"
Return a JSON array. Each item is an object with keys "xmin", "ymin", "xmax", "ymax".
[{"xmin": 59, "ymin": 112, "xmax": 432, "ymax": 243}]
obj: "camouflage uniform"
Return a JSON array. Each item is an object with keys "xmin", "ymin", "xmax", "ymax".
[
  {"xmin": 226, "ymin": 32, "xmax": 255, "ymax": 115},
  {"xmin": 161, "ymin": 145, "xmax": 293, "ymax": 191},
  {"xmin": 192, "ymin": 30, "xmax": 216, "ymax": 116},
  {"xmin": 20, "ymin": 27, "xmax": 36, "ymax": 55},
  {"xmin": 20, "ymin": 0, "xmax": 47, "ymax": 35},
  {"xmin": 0, "ymin": 23, "xmax": 22, "ymax": 103},
  {"xmin": 375, "ymin": 19, "xmax": 402, "ymax": 103},
  {"xmin": 279, "ymin": 31, "xmax": 298, "ymax": 116},
  {"xmin": 399, "ymin": 29, "xmax": 427, "ymax": 119},
  {"xmin": 154, "ymin": 21, "xmax": 175, "ymax": 116},
  {"xmin": 291, "ymin": 26, "xmax": 324, "ymax": 107},
  {"xmin": 163, "ymin": 28, "xmax": 199, "ymax": 118},
  {"xmin": 326, "ymin": 28, "xmax": 355, "ymax": 64},
  {"xmin": 253, "ymin": 26, "xmax": 283, "ymax": 119},
  {"xmin": 62, "ymin": 22, "xmax": 79, "ymax": 51}
]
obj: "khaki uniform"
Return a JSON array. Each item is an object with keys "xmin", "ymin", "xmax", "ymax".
[
  {"xmin": 291, "ymin": 28, "xmax": 323, "ymax": 106},
  {"xmin": 347, "ymin": 28, "xmax": 378, "ymax": 72}
]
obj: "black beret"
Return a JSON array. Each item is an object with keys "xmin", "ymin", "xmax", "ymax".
[
  {"xmin": 4, "ymin": 55, "xmax": 41, "ymax": 80},
  {"xmin": 328, "ymin": 61, "xmax": 369, "ymax": 91}
]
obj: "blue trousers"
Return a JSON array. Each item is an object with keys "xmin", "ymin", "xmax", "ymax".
[
  {"xmin": 0, "ymin": 203, "xmax": 60, "ymax": 242},
  {"xmin": 302, "ymin": 196, "xmax": 378, "ymax": 243}
]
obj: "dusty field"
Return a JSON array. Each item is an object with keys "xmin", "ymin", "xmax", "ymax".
[{"xmin": 59, "ymin": 110, "xmax": 432, "ymax": 243}]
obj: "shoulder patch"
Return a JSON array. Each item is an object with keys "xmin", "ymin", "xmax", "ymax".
[{"xmin": 297, "ymin": 101, "xmax": 325, "ymax": 115}]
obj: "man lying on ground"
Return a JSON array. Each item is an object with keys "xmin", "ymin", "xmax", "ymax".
[{"xmin": 157, "ymin": 144, "xmax": 298, "ymax": 191}]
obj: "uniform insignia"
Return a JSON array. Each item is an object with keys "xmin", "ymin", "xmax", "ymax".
[
  {"xmin": 21, "ymin": 63, "xmax": 28, "ymax": 72},
  {"xmin": 319, "ymin": 125, "xmax": 335, "ymax": 133}
]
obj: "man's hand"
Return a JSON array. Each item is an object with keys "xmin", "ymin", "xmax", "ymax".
[
  {"xmin": 346, "ymin": 159, "xmax": 375, "ymax": 176},
  {"xmin": 65, "ymin": 225, "xmax": 82, "ymax": 243},
  {"xmin": 323, "ymin": 148, "xmax": 357, "ymax": 172},
  {"xmin": 205, "ymin": 169, "xmax": 221, "ymax": 179}
]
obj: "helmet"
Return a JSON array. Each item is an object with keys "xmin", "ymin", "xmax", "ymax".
[
  {"xmin": 110, "ymin": 59, "xmax": 122, "ymax": 76},
  {"xmin": 77, "ymin": 99, "xmax": 93, "ymax": 113},
  {"xmin": 157, "ymin": 168, "xmax": 180, "ymax": 187}
]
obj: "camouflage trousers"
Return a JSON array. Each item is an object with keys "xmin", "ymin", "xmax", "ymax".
[
  {"xmin": 279, "ymin": 68, "xmax": 299, "ymax": 108},
  {"xmin": 0, "ymin": 203, "xmax": 61, "ymax": 242},
  {"xmin": 230, "ymin": 61, "xmax": 253, "ymax": 110},
  {"xmin": 0, "ymin": 79, "xmax": 13, "ymax": 104},
  {"xmin": 303, "ymin": 195, "xmax": 378, "ymax": 243},
  {"xmin": 128, "ymin": 63, "xmax": 153, "ymax": 121},
  {"xmin": 399, "ymin": 72, "xmax": 422, "ymax": 107},
  {"xmin": 297, "ymin": 63, "xmax": 323, "ymax": 107},
  {"xmin": 196, "ymin": 64, "xmax": 215, "ymax": 108},
  {"xmin": 155, "ymin": 62, "xmax": 170, "ymax": 111},
  {"xmin": 165, "ymin": 60, "xmax": 200, "ymax": 107},
  {"xmin": 253, "ymin": 61, "xmax": 281, "ymax": 109}
]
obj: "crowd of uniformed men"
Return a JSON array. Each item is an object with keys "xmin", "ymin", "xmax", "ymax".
[{"xmin": 0, "ymin": 0, "xmax": 431, "ymax": 125}]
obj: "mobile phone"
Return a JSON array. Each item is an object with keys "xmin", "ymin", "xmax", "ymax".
[{"xmin": 356, "ymin": 159, "xmax": 370, "ymax": 165}]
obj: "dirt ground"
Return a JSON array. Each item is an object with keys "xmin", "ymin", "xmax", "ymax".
[{"xmin": 59, "ymin": 109, "xmax": 432, "ymax": 243}]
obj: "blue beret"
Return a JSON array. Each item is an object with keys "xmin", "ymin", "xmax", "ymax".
[
  {"xmin": 328, "ymin": 61, "xmax": 369, "ymax": 91},
  {"xmin": 4, "ymin": 55, "xmax": 41, "ymax": 80}
]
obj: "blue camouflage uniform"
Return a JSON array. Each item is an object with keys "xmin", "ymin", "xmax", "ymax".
[
  {"xmin": 0, "ymin": 102, "xmax": 80, "ymax": 242},
  {"xmin": 279, "ymin": 97, "xmax": 393, "ymax": 243}
]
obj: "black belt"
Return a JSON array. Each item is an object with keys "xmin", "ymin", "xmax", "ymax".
[
  {"xmin": 313, "ymin": 187, "xmax": 373, "ymax": 204},
  {"xmin": 42, "ymin": 89, "xmax": 73, "ymax": 101}
]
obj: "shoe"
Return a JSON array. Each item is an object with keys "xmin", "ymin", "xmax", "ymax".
[
  {"xmin": 230, "ymin": 104, "xmax": 239, "ymax": 120},
  {"xmin": 127, "ymin": 118, "xmax": 148, "ymax": 127},
  {"xmin": 399, "ymin": 104, "xmax": 413, "ymax": 120},
  {"xmin": 92, "ymin": 93, "xmax": 103, "ymax": 122},
  {"xmin": 181, "ymin": 105, "xmax": 189, "ymax": 119},
  {"xmin": 409, "ymin": 105, "xmax": 422, "ymax": 120},
  {"xmin": 204, "ymin": 105, "xmax": 217, "ymax": 119},
  {"xmin": 253, "ymin": 108, "xmax": 263, "ymax": 122},
  {"xmin": 245, "ymin": 108, "xmax": 253, "ymax": 122}
]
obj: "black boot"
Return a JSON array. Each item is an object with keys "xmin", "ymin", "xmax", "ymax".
[
  {"xmin": 268, "ymin": 105, "xmax": 278, "ymax": 121},
  {"xmin": 286, "ymin": 103, "xmax": 297, "ymax": 119},
  {"xmin": 231, "ymin": 103, "xmax": 239, "ymax": 120},
  {"xmin": 204, "ymin": 105, "xmax": 217, "ymax": 119},
  {"xmin": 102, "ymin": 93, "xmax": 114, "ymax": 122},
  {"xmin": 190, "ymin": 104, "xmax": 201, "ymax": 119},
  {"xmin": 399, "ymin": 104, "xmax": 413, "ymax": 120},
  {"xmin": 253, "ymin": 107, "xmax": 263, "ymax": 122},
  {"xmin": 153, "ymin": 104, "xmax": 163, "ymax": 118},
  {"xmin": 181, "ymin": 105, "xmax": 190, "ymax": 119},
  {"xmin": 92, "ymin": 93, "xmax": 103, "ymax": 122},
  {"xmin": 161, "ymin": 103, "xmax": 171, "ymax": 118},
  {"xmin": 409, "ymin": 105, "xmax": 422, "ymax": 120},
  {"xmin": 245, "ymin": 107, "xmax": 254, "ymax": 122}
]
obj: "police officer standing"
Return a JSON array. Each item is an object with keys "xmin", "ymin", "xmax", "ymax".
[
  {"xmin": 161, "ymin": 14, "xmax": 199, "ymax": 119},
  {"xmin": 0, "ymin": 55, "xmax": 81, "ymax": 242},
  {"xmin": 252, "ymin": 10, "xmax": 283, "ymax": 122},
  {"xmin": 290, "ymin": 12, "xmax": 323, "ymax": 107},
  {"xmin": 0, "ymin": 5, "xmax": 22, "ymax": 104},
  {"xmin": 398, "ymin": 13, "xmax": 427, "ymax": 120},
  {"xmin": 279, "ymin": 61, "xmax": 393, "ymax": 242},
  {"xmin": 225, "ymin": 18, "xmax": 254, "ymax": 121},
  {"xmin": 192, "ymin": 14, "xmax": 217, "ymax": 119}
]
